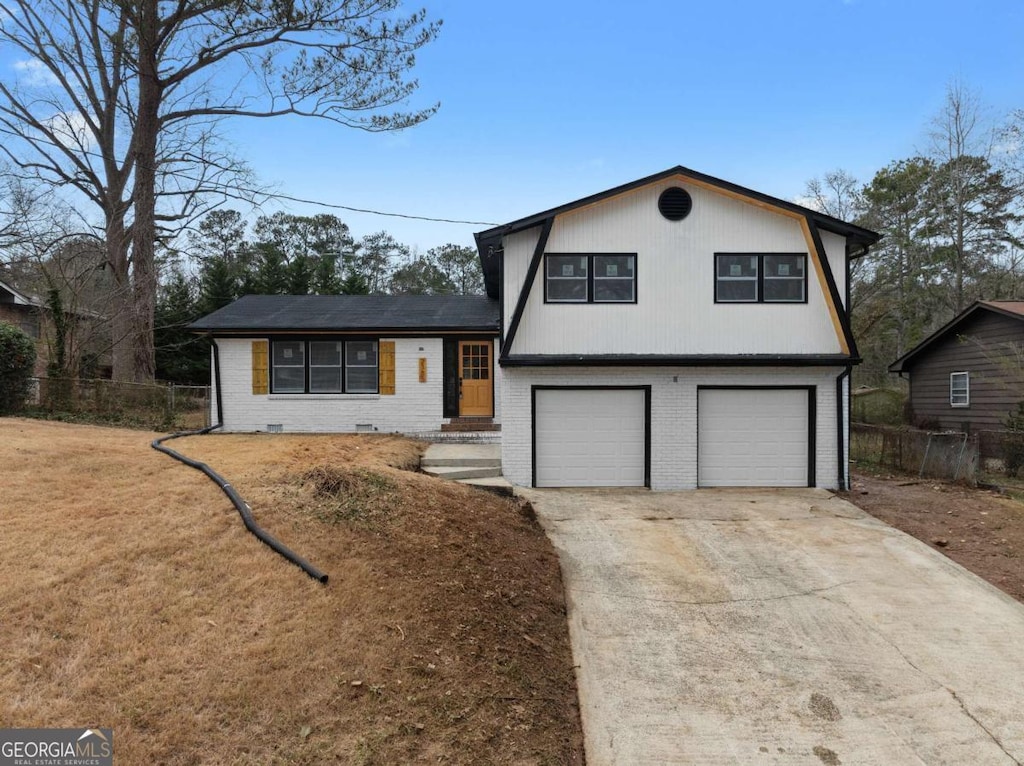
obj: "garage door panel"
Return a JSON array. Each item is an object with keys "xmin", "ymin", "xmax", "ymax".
[
  {"xmin": 699, "ymin": 389, "xmax": 810, "ymax": 487},
  {"xmin": 535, "ymin": 389, "xmax": 646, "ymax": 488}
]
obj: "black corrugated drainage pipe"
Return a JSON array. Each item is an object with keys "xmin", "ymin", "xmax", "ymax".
[{"xmin": 150, "ymin": 340, "xmax": 328, "ymax": 584}]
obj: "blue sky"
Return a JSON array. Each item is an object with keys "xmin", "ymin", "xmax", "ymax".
[
  {"xmin": 7, "ymin": 1, "xmax": 1024, "ymax": 253},
  {"xmin": 227, "ymin": 0, "xmax": 1023, "ymax": 251}
]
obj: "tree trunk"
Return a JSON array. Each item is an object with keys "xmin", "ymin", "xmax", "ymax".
[
  {"xmin": 107, "ymin": 216, "xmax": 135, "ymax": 381},
  {"xmin": 129, "ymin": 0, "xmax": 161, "ymax": 383}
]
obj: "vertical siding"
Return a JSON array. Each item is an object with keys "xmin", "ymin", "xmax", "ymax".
[
  {"xmin": 504, "ymin": 179, "xmax": 844, "ymax": 356},
  {"xmin": 502, "ymin": 228, "xmax": 541, "ymax": 342},
  {"xmin": 820, "ymin": 230, "xmax": 848, "ymax": 309},
  {"xmin": 500, "ymin": 365, "xmax": 843, "ymax": 491},
  {"xmin": 907, "ymin": 313, "xmax": 1024, "ymax": 431}
]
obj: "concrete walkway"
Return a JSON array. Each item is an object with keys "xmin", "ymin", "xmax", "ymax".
[
  {"xmin": 518, "ymin": 487, "xmax": 1024, "ymax": 766},
  {"xmin": 420, "ymin": 443, "xmax": 512, "ymax": 494}
]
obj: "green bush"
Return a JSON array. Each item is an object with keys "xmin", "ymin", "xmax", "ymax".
[{"xmin": 0, "ymin": 322, "xmax": 37, "ymax": 414}]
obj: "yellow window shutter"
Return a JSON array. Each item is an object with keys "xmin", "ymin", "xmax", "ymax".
[
  {"xmin": 252, "ymin": 340, "xmax": 269, "ymax": 395},
  {"xmin": 379, "ymin": 341, "xmax": 395, "ymax": 395}
]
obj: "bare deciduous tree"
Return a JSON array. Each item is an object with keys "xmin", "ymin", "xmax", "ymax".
[{"xmin": 0, "ymin": 0, "xmax": 440, "ymax": 380}]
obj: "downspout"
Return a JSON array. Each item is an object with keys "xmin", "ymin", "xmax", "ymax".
[
  {"xmin": 150, "ymin": 337, "xmax": 328, "ymax": 584},
  {"xmin": 212, "ymin": 336, "xmax": 224, "ymax": 426},
  {"xmin": 835, "ymin": 366, "xmax": 852, "ymax": 491}
]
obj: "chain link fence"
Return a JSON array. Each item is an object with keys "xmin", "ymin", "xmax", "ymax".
[
  {"xmin": 850, "ymin": 423, "xmax": 978, "ymax": 483},
  {"xmin": 29, "ymin": 377, "xmax": 210, "ymax": 430}
]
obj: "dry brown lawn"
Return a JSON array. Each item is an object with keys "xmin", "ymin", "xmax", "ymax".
[{"xmin": 0, "ymin": 418, "xmax": 583, "ymax": 764}]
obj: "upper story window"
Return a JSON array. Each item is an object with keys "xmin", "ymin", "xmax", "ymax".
[
  {"xmin": 949, "ymin": 371, "xmax": 970, "ymax": 407},
  {"xmin": 715, "ymin": 253, "xmax": 807, "ymax": 303},
  {"xmin": 272, "ymin": 339, "xmax": 378, "ymax": 394},
  {"xmin": 545, "ymin": 253, "xmax": 636, "ymax": 304}
]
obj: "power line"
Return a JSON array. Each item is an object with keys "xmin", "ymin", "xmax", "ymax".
[{"xmin": 269, "ymin": 191, "xmax": 500, "ymax": 227}]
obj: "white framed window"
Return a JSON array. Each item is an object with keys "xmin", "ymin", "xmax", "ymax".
[
  {"xmin": 950, "ymin": 371, "xmax": 970, "ymax": 407},
  {"xmin": 545, "ymin": 253, "xmax": 637, "ymax": 303}
]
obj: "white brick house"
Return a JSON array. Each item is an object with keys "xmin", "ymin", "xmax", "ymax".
[
  {"xmin": 192, "ymin": 166, "xmax": 878, "ymax": 491},
  {"xmin": 474, "ymin": 166, "xmax": 879, "ymax": 491},
  {"xmin": 190, "ymin": 295, "xmax": 501, "ymax": 434}
]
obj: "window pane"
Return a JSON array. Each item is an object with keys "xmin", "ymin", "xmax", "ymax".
[
  {"xmin": 764, "ymin": 254, "xmax": 804, "ymax": 278},
  {"xmin": 346, "ymin": 367, "xmax": 378, "ymax": 393},
  {"xmin": 273, "ymin": 366, "xmax": 305, "ymax": 393},
  {"xmin": 594, "ymin": 255, "xmax": 634, "ymax": 279},
  {"xmin": 594, "ymin": 278, "xmax": 635, "ymax": 302},
  {"xmin": 717, "ymin": 280, "xmax": 757, "ymax": 302},
  {"xmin": 717, "ymin": 255, "xmax": 757, "ymax": 278},
  {"xmin": 950, "ymin": 373, "xmax": 969, "ymax": 405},
  {"xmin": 547, "ymin": 279, "xmax": 587, "ymax": 302},
  {"xmin": 309, "ymin": 341, "xmax": 342, "ymax": 366},
  {"xmin": 763, "ymin": 278, "xmax": 804, "ymax": 302},
  {"xmin": 310, "ymin": 367, "xmax": 342, "ymax": 393},
  {"xmin": 346, "ymin": 341, "xmax": 377, "ymax": 366},
  {"xmin": 547, "ymin": 255, "xmax": 588, "ymax": 278},
  {"xmin": 273, "ymin": 341, "xmax": 304, "ymax": 366}
]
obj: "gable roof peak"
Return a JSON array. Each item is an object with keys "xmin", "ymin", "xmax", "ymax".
[
  {"xmin": 475, "ymin": 164, "xmax": 881, "ymax": 248},
  {"xmin": 889, "ymin": 299, "xmax": 1024, "ymax": 373}
]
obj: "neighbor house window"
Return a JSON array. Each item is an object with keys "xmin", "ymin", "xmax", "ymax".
[
  {"xmin": 715, "ymin": 253, "xmax": 807, "ymax": 303},
  {"xmin": 272, "ymin": 340, "xmax": 378, "ymax": 394},
  {"xmin": 950, "ymin": 371, "xmax": 970, "ymax": 407},
  {"xmin": 545, "ymin": 253, "xmax": 636, "ymax": 303}
]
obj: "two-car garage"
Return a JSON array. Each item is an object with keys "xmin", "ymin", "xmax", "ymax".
[{"xmin": 531, "ymin": 385, "xmax": 815, "ymax": 489}]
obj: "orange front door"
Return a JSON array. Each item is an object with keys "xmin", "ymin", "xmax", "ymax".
[{"xmin": 458, "ymin": 341, "xmax": 493, "ymax": 417}]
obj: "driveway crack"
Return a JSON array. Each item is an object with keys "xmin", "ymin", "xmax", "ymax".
[
  {"xmin": 819, "ymin": 593, "xmax": 1022, "ymax": 764},
  {"xmin": 947, "ymin": 688, "xmax": 1022, "ymax": 765}
]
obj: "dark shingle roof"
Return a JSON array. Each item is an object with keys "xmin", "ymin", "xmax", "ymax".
[
  {"xmin": 888, "ymin": 300, "xmax": 1024, "ymax": 373},
  {"xmin": 189, "ymin": 294, "xmax": 499, "ymax": 333}
]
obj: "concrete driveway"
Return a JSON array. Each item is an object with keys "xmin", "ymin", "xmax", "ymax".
[{"xmin": 518, "ymin": 487, "xmax": 1024, "ymax": 765}]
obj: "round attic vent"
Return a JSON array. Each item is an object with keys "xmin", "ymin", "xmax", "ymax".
[{"xmin": 658, "ymin": 187, "xmax": 692, "ymax": 221}]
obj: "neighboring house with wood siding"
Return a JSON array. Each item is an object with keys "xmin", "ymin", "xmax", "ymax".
[{"xmin": 889, "ymin": 301, "xmax": 1024, "ymax": 432}]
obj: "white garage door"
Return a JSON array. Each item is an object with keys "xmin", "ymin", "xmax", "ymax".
[
  {"xmin": 698, "ymin": 388, "xmax": 810, "ymax": 487},
  {"xmin": 534, "ymin": 388, "xmax": 646, "ymax": 487}
]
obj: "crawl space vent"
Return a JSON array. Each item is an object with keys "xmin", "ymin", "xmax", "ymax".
[
  {"xmin": 266, "ymin": 424, "xmax": 283, "ymax": 433},
  {"xmin": 658, "ymin": 187, "xmax": 693, "ymax": 221}
]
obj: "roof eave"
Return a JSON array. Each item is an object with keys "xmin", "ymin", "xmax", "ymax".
[
  {"xmin": 474, "ymin": 165, "xmax": 881, "ymax": 247},
  {"xmin": 887, "ymin": 300, "xmax": 1024, "ymax": 373}
]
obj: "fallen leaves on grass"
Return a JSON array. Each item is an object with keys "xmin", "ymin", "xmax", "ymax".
[{"xmin": 0, "ymin": 419, "xmax": 583, "ymax": 765}]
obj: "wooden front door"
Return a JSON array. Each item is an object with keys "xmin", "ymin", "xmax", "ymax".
[{"xmin": 458, "ymin": 341, "xmax": 493, "ymax": 417}]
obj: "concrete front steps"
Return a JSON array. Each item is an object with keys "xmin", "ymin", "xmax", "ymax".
[{"xmin": 421, "ymin": 443, "xmax": 513, "ymax": 496}]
